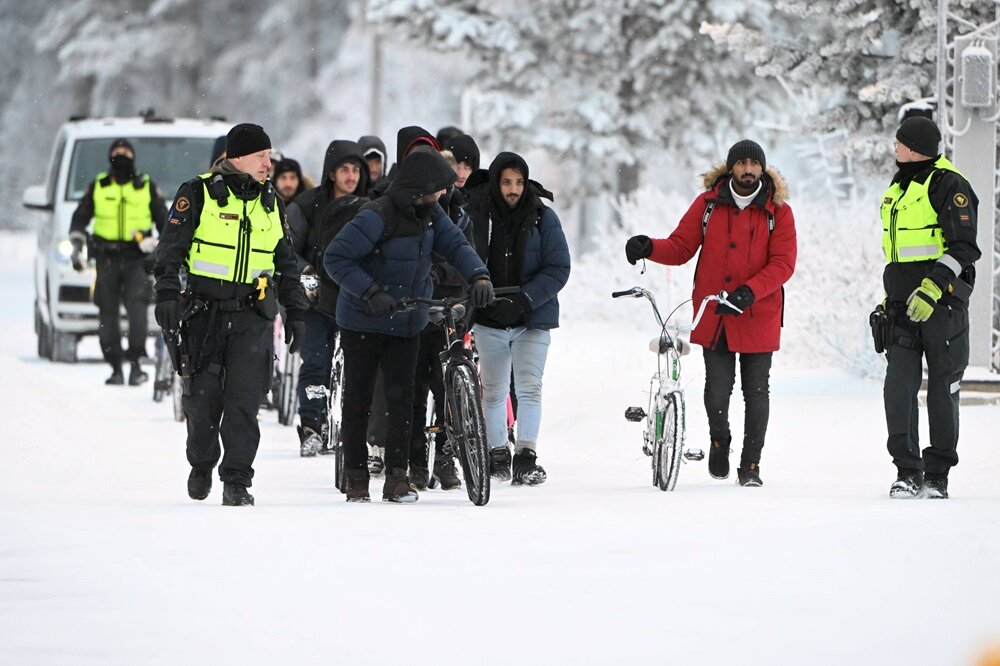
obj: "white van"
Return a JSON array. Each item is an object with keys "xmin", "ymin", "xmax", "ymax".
[{"xmin": 23, "ymin": 115, "xmax": 232, "ymax": 362}]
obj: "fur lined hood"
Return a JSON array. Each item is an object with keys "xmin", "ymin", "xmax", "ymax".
[{"xmin": 701, "ymin": 163, "xmax": 788, "ymax": 207}]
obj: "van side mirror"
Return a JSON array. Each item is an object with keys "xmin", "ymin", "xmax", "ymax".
[{"xmin": 23, "ymin": 185, "xmax": 52, "ymax": 211}]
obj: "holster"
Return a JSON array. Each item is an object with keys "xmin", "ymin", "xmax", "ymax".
[
  {"xmin": 869, "ymin": 304, "xmax": 891, "ymax": 354},
  {"xmin": 253, "ymin": 273, "xmax": 279, "ymax": 320},
  {"xmin": 944, "ymin": 276, "xmax": 973, "ymax": 306},
  {"xmin": 175, "ymin": 296, "xmax": 209, "ymax": 378}
]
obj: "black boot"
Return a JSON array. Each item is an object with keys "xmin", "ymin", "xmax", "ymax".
[
  {"xmin": 408, "ymin": 465, "xmax": 430, "ymax": 491},
  {"xmin": 512, "ymin": 447, "xmax": 547, "ymax": 486},
  {"xmin": 297, "ymin": 424, "xmax": 322, "ymax": 457},
  {"xmin": 736, "ymin": 462, "xmax": 763, "ymax": 487},
  {"xmin": 889, "ymin": 468, "xmax": 923, "ymax": 499},
  {"xmin": 708, "ymin": 435, "xmax": 731, "ymax": 480},
  {"xmin": 922, "ymin": 473, "xmax": 948, "ymax": 499},
  {"xmin": 187, "ymin": 469, "xmax": 212, "ymax": 500},
  {"xmin": 222, "ymin": 482, "xmax": 254, "ymax": 506},
  {"xmin": 128, "ymin": 360, "xmax": 148, "ymax": 386},
  {"xmin": 344, "ymin": 469, "xmax": 371, "ymax": 503},
  {"xmin": 433, "ymin": 453, "xmax": 462, "ymax": 490},
  {"xmin": 105, "ymin": 365, "xmax": 124, "ymax": 385},
  {"xmin": 490, "ymin": 446, "xmax": 512, "ymax": 481},
  {"xmin": 383, "ymin": 468, "xmax": 418, "ymax": 503}
]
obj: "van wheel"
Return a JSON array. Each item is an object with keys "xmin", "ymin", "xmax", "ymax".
[
  {"xmin": 50, "ymin": 329, "xmax": 78, "ymax": 363},
  {"xmin": 36, "ymin": 306, "xmax": 52, "ymax": 360}
]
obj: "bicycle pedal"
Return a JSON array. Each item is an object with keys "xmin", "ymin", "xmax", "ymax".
[
  {"xmin": 425, "ymin": 425, "xmax": 445, "ymax": 434},
  {"xmin": 624, "ymin": 406, "xmax": 646, "ymax": 422},
  {"xmin": 683, "ymin": 448, "xmax": 705, "ymax": 462}
]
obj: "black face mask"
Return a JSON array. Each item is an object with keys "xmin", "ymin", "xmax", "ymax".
[{"xmin": 110, "ymin": 155, "xmax": 134, "ymax": 176}]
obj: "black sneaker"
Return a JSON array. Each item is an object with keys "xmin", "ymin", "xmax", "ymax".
[
  {"xmin": 383, "ymin": 469, "xmax": 418, "ymax": 503},
  {"xmin": 708, "ymin": 436, "xmax": 731, "ymax": 480},
  {"xmin": 222, "ymin": 482, "xmax": 255, "ymax": 506},
  {"xmin": 512, "ymin": 448, "xmax": 547, "ymax": 486},
  {"xmin": 889, "ymin": 469, "xmax": 923, "ymax": 499},
  {"xmin": 490, "ymin": 446, "xmax": 512, "ymax": 481},
  {"xmin": 187, "ymin": 469, "xmax": 212, "ymax": 500},
  {"xmin": 344, "ymin": 469, "xmax": 371, "ymax": 503},
  {"xmin": 923, "ymin": 474, "xmax": 948, "ymax": 499},
  {"xmin": 433, "ymin": 454, "xmax": 462, "ymax": 490},
  {"xmin": 409, "ymin": 465, "xmax": 430, "ymax": 491},
  {"xmin": 737, "ymin": 463, "xmax": 763, "ymax": 487},
  {"xmin": 128, "ymin": 361, "xmax": 148, "ymax": 386},
  {"xmin": 105, "ymin": 369, "xmax": 124, "ymax": 385},
  {"xmin": 297, "ymin": 425, "xmax": 321, "ymax": 457}
]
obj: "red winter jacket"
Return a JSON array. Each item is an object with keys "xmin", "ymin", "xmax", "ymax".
[{"xmin": 648, "ymin": 164, "xmax": 796, "ymax": 353}]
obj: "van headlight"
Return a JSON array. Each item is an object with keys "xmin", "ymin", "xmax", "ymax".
[{"xmin": 56, "ymin": 239, "xmax": 74, "ymax": 260}]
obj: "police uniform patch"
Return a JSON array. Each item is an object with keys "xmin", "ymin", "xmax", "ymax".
[
  {"xmin": 175, "ymin": 196, "xmax": 191, "ymax": 212},
  {"xmin": 953, "ymin": 193, "xmax": 968, "ymax": 208},
  {"xmin": 169, "ymin": 217, "xmax": 182, "ymax": 225}
]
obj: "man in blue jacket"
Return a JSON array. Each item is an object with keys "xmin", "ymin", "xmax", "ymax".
[{"xmin": 325, "ymin": 150, "xmax": 494, "ymax": 503}]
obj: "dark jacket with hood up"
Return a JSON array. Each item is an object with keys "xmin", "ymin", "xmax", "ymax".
[
  {"xmin": 358, "ymin": 135, "xmax": 389, "ymax": 194},
  {"xmin": 469, "ymin": 152, "xmax": 570, "ymax": 330},
  {"xmin": 368, "ymin": 126, "xmax": 440, "ymax": 200},
  {"xmin": 324, "ymin": 151, "xmax": 489, "ymax": 338}
]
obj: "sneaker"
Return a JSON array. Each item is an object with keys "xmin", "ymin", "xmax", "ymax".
[
  {"xmin": 383, "ymin": 469, "xmax": 418, "ymax": 503},
  {"xmin": 105, "ymin": 369, "xmax": 124, "ymax": 386},
  {"xmin": 344, "ymin": 469, "xmax": 371, "ymax": 503},
  {"xmin": 297, "ymin": 425, "xmax": 322, "ymax": 457},
  {"xmin": 923, "ymin": 474, "xmax": 948, "ymax": 499},
  {"xmin": 222, "ymin": 482, "xmax": 254, "ymax": 506},
  {"xmin": 889, "ymin": 469, "xmax": 923, "ymax": 499},
  {"xmin": 512, "ymin": 448, "xmax": 546, "ymax": 486},
  {"xmin": 368, "ymin": 445, "xmax": 385, "ymax": 476},
  {"xmin": 187, "ymin": 469, "xmax": 212, "ymax": 500},
  {"xmin": 433, "ymin": 454, "xmax": 462, "ymax": 490},
  {"xmin": 490, "ymin": 446, "xmax": 512, "ymax": 481},
  {"xmin": 409, "ymin": 465, "xmax": 430, "ymax": 491},
  {"xmin": 737, "ymin": 463, "xmax": 763, "ymax": 487},
  {"xmin": 708, "ymin": 436, "xmax": 731, "ymax": 480},
  {"xmin": 128, "ymin": 361, "xmax": 148, "ymax": 386}
]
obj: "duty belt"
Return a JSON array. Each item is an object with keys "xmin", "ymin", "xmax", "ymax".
[{"xmin": 212, "ymin": 293, "xmax": 258, "ymax": 312}]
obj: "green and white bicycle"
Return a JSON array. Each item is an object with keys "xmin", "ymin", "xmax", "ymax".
[{"xmin": 613, "ymin": 287, "xmax": 740, "ymax": 491}]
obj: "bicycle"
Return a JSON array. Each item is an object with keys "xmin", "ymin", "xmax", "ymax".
[
  {"xmin": 151, "ymin": 332, "xmax": 185, "ymax": 422},
  {"xmin": 329, "ymin": 331, "xmax": 347, "ymax": 491},
  {"xmin": 612, "ymin": 287, "xmax": 740, "ymax": 491},
  {"xmin": 399, "ymin": 295, "xmax": 491, "ymax": 506}
]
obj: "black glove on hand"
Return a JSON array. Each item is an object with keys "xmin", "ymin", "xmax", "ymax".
[
  {"xmin": 489, "ymin": 292, "xmax": 531, "ymax": 327},
  {"xmin": 155, "ymin": 300, "xmax": 180, "ymax": 334},
  {"xmin": 716, "ymin": 285, "xmax": 755, "ymax": 316},
  {"xmin": 625, "ymin": 235, "xmax": 652, "ymax": 265},
  {"xmin": 367, "ymin": 289, "xmax": 399, "ymax": 316},
  {"xmin": 285, "ymin": 318, "xmax": 305, "ymax": 354},
  {"xmin": 469, "ymin": 278, "xmax": 495, "ymax": 309}
]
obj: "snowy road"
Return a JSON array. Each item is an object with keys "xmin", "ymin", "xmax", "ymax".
[{"xmin": 1, "ymin": 231, "xmax": 998, "ymax": 665}]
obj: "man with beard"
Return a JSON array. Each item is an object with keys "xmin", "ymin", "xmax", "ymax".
[
  {"xmin": 874, "ymin": 117, "xmax": 979, "ymax": 500},
  {"xmin": 470, "ymin": 153, "xmax": 571, "ymax": 486},
  {"xmin": 324, "ymin": 150, "xmax": 494, "ymax": 503},
  {"xmin": 626, "ymin": 140, "xmax": 797, "ymax": 487},
  {"xmin": 70, "ymin": 138, "xmax": 168, "ymax": 385},
  {"xmin": 287, "ymin": 141, "xmax": 370, "ymax": 456},
  {"xmin": 272, "ymin": 158, "xmax": 308, "ymax": 204}
]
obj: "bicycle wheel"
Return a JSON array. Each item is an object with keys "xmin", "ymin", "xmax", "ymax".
[
  {"xmin": 655, "ymin": 392, "xmax": 684, "ymax": 491},
  {"xmin": 152, "ymin": 335, "xmax": 170, "ymax": 403},
  {"xmin": 448, "ymin": 364, "xmax": 490, "ymax": 506},
  {"xmin": 277, "ymin": 349, "xmax": 300, "ymax": 426},
  {"xmin": 172, "ymin": 374, "xmax": 185, "ymax": 422},
  {"xmin": 329, "ymin": 337, "xmax": 346, "ymax": 491}
]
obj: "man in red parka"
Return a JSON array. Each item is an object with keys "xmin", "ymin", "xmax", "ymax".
[{"xmin": 625, "ymin": 140, "xmax": 797, "ymax": 487}]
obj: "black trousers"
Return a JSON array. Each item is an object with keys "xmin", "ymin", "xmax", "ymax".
[
  {"xmin": 340, "ymin": 329, "xmax": 420, "ymax": 474},
  {"xmin": 182, "ymin": 308, "xmax": 273, "ymax": 486},
  {"xmin": 703, "ymin": 332, "xmax": 773, "ymax": 466},
  {"xmin": 94, "ymin": 252, "xmax": 148, "ymax": 367},
  {"xmin": 884, "ymin": 305, "xmax": 969, "ymax": 475},
  {"xmin": 296, "ymin": 308, "xmax": 338, "ymax": 430},
  {"xmin": 410, "ymin": 325, "xmax": 448, "ymax": 466}
]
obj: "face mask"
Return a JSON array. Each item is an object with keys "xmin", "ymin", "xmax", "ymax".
[{"xmin": 110, "ymin": 155, "xmax": 134, "ymax": 175}]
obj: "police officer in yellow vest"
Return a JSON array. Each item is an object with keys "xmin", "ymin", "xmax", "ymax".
[
  {"xmin": 879, "ymin": 116, "xmax": 980, "ymax": 500},
  {"xmin": 153, "ymin": 124, "xmax": 308, "ymax": 507},
  {"xmin": 70, "ymin": 138, "xmax": 168, "ymax": 385}
]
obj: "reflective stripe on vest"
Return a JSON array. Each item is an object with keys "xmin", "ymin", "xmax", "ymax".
[
  {"xmin": 91, "ymin": 173, "xmax": 153, "ymax": 241},
  {"xmin": 880, "ymin": 156, "xmax": 964, "ymax": 263},
  {"xmin": 186, "ymin": 176, "xmax": 285, "ymax": 284}
]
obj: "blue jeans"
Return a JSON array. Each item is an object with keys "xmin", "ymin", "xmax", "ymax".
[
  {"xmin": 296, "ymin": 308, "xmax": 338, "ymax": 430},
  {"xmin": 474, "ymin": 325, "xmax": 551, "ymax": 453}
]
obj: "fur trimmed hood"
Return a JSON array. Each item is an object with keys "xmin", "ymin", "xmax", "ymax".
[{"xmin": 701, "ymin": 163, "xmax": 788, "ymax": 207}]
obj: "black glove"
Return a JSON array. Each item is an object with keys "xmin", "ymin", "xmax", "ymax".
[
  {"xmin": 625, "ymin": 235, "xmax": 652, "ymax": 265},
  {"xmin": 285, "ymin": 317, "xmax": 305, "ymax": 355},
  {"xmin": 155, "ymin": 299, "xmax": 180, "ymax": 334},
  {"xmin": 716, "ymin": 285, "xmax": 755, "ymax": 316},
  {"xmin": 469, "ymin": 277, "xmax": 495, "ymax": 309},
  {"xmin": 70, "ymin": 235, "xmax": 86, "ymax": 272},
  {"xmin": 489, "ymin": 292, "xmax": 531, "ymax": 327},
  {"xmin": 367, "ymin": 289, "xmax": 399, "ymax": 316}
]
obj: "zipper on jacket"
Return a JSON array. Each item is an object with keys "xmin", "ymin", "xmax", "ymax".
[
  {"xmin": 889, "ymin": 198, "xmax": 902, "ymax": 263},
  {"xmin": 118, "ymin": 190, "xmax": 125, "ymax": 241},
  {"xmin": 235, "ymin": 201, "xmax": 251, "ymax": 283}
]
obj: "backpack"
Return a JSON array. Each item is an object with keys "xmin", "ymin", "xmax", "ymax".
[{"xmin": 701, "ymin": 201, "xmax": 774, "ymax": 236}]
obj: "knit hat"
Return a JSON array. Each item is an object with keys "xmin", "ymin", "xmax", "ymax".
[
  {"xmin": 446, "ymin": 134, "xmax": 481, "ymax": 171},
  {"xmin": 108, "ymin": 138, "xmax": 134, "ymax": 159},
  {"xmin": 896, "ymin": 117, "xmax": 941, "ymax": 157},
  {"xmin": 226, "ymin": 123, "xmax": 271, "ymax": 159},
  {"xmin": 726, "ymin": 139, "xmax": 766, "ymax": 172},
  {"xmin": 272, "ymin": 158, "xmax": 303, "ymax": 180}
]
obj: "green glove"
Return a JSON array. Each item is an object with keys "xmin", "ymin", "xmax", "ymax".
[{"xmin": 905, "ymin": 278, "xmax": 943, "ymax": 323}]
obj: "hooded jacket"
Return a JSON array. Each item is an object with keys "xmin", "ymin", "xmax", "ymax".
[
  {"xmin": 324, "ymin": 151, "xmax": 489, "ymax": 338},
  {"xmin": 647, "ymin": 164, "xmax": 797, "ymax": 353},
  {"xmin": 369, "ymin": 126, "xmax": 440, "ymax": 200},
  {"xmin": 358, "ymin": 135, "xmax": 390, "ymax": 191}
]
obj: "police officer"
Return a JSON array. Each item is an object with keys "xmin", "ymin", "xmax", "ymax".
[
  {"xmin": 70, "ymin": 139, "xmax": 167, "ymax": 385},
  {"xmin": 880, "ymin": 116, "xmax": 980, "ymax": 500},
  {"xmin": 153, "ymin": 123, "xmax": 308, "ymax": 507}
]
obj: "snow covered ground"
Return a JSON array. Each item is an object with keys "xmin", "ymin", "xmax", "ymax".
[{"xmin": 2, "ymin": 230, "xmax": 999, "ymax": 665}]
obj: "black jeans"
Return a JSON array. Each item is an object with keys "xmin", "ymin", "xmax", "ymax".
[
  {"xmin": 884, "ymin": 305, "xmax": 968, "ymax": 475},
  {"xmin": 410, "ymin": 325, "xmax": 448, "ymax": 466},
  {"xmin": 703, "ymin": 332, "xmax": 773, "ymax": 466},
  {"xmin": 340, "ymin": 329, "xmax": 420, "ymax": 474},
  {"xmin": 94, "ymin": 252, "xmax": 149, "ymax": 367},
  {"xmin": 296, "ymin": 308, "xmax": 338, "ymax": 430}
]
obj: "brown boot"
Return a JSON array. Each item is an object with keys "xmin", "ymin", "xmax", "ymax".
[
  {"xmin": 344, "ymin": 469, "xmax": 371, "ymax": 503},
  {"xmin": 383, "ymin": 468, "xmax": 418, "ymax": 503}
]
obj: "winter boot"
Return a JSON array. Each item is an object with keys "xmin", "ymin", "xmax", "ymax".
[
  {"xmin": 512, "ymin": 447, "xmax": 547, "ymax": 486},
  {"xmin": 736, "ymin": 462, "xmax": 763, "ymax": 487},
  {"xmin": 433, "ymin": 453, "xmax": 462, "ymax": 490},
  {"xmin": 187, "ymin": 469, "xmax": 212, "ymax": 501},
  {"xmin": 708, "ymin": 436, "xmax": 731, "ymax": 480},
  {"xmin": 105, "ymin": 366, "xmax": 125, "ymax": 385},
  {"xmin": 367, "ymin": 445, "xmax": 385, "ymax": 476},
  {"xmin": 889, "ymin": 469, "xmax": 923, "ymax": 499},
  {"xmin": 297, "ymin": 424, "xmax": 322, "ymax": 457},
  {"xmin": 382, "ymin": 468, "xmax": 418, "ymax": 503},
  {"xmin": 922, "ymin": 473, "xmax": 948, "ymax": 499},
  {"xmin": 222, "ymin": 482, "xmax": 254, "ymax": 506},
  {"xmin": 344, "ymin": 469, "xmax": 371, "ymax": 503},
  {"xmin": 490, "ymin": 445, "xmax": 512, "ymax": 481},
  {"xmin": 409, "ymin": 465, "xmax": 430, "ymax": 491},
  {"xmin": 128, "ymin": 360, "xmax": 148, "ymax": 386}
]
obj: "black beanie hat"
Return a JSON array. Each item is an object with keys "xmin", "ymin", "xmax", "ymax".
[
  {"xmin": 726, "ymin": 139, "xmax": 766, "ymax": 172},
  {"xmin": 896, "ymin": 117, "xmax": 941, "ymax": 157},
  {"xmin": 272, "ymin": 158, "xmax": 303, "ymax": 180},
  {"xmin": 108, "ymin": 138, "xmax": 134, "ymax": 159},
  {"xmin": 446, "ymin": 134, "xmax": 481, "ymax": 171},
  {"xmin": 226, "ymin": 123, "xmax": 271, "ymax": 159}
]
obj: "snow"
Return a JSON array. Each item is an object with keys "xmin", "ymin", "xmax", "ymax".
[{"xmin": 2, "ymin": 229, "xmax": 999, "ymax": 664}]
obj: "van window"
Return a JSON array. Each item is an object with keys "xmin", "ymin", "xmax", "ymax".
[
  {"xmin": 46, "ymin": 134, "xmax": 67, "ymax": 205},
  {"xmin": 65, "ymin": 137, "xmax": 218, "ymax": 202}
]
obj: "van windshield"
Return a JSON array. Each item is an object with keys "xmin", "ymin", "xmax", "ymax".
[{"xmin": 65, "ymin": 137, "xmax": 218, "ymax": 202}]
